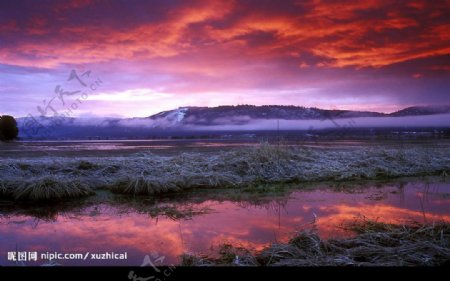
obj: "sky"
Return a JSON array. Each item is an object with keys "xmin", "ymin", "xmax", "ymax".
[{"xmin": 0, "ymin": 0, "xmax": 449, "ymax": 118}]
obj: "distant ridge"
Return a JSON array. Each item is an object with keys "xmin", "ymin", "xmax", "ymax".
[
  {"xmin": 15, "ymin": 104, "xmax": 450, "ymax": 139},
  {"xmin": 389, "ymin": 105, "xmax": 450, "ymax": 117},
  {"xmin": 147, "ymin": 105, "xmax": 450, "ymax": 126}
]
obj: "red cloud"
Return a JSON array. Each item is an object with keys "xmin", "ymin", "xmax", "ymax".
[{"xmin": 0, "ymin": 0, "xmax": 448, "ymax": 71}]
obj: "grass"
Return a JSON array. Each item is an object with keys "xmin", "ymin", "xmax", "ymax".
[
  {"xmin": 181, "ymin": 218, "xmax": 450, "ymax": 266},
  {"xmin": 1, "ymin": 176, "xmax": 94, "ymax": 200},
  {"xmin": 76, "ymin": 161, "xmax": 97, "ymax": 170},
  {"xmin": 0, "ymin": 142, "xmax": 449, "ymax": 200}
]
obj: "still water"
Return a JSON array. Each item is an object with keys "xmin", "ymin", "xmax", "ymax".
[{"xmin": 0, "ymin": 180, "xmax": 448, "ymax": 266}]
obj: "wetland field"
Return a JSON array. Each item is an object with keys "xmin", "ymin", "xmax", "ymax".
[{"xmin": 0, "ymin": 139, "xmax": 449, "ymax": 266}]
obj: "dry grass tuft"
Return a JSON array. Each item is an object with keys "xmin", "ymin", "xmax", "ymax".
[
  {"xmin": 182, "ymin": 219, "xmax": 450, "ymax": 266},
  {"xmin": 0, "ymin": 181, "xmax": 9, "ymax": 196},
  {"xmin": 7, "ymin": 177, "xmax": 94, "ymax": 200}
]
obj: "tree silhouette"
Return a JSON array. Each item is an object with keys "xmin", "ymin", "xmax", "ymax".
[{"xmin": 0, "ymin": 115, "xmax": 19, "ymax": 141}]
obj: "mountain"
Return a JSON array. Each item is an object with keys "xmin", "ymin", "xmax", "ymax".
[
  {"xmin": 389, "ymin": 105, "xmax": 450, "ymax": 117},
  {"xmin": 15, "ymin": 105, "xmax": 450, "ymax": 139},
  {"xmin": 147, "ymin": 105, "xmax": 450, "ymax": 126},
  {"xmin": 147, "ymin": 105, "xmax": 385, "ymax": 126}
]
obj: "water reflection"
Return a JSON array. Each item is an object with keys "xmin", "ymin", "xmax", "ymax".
[{"xmin": 0, "ymin": 181, "xmax": 449, "ymax": 266}]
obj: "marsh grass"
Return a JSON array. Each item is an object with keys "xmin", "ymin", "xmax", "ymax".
[
  {"xmin": 181, "ymin": 218, "xmax": 450, "ymax": 266},
  {"xmin": 76, "ymin": 161, "xmax": 97, "ymax": 170},
  {"xmin": 1, "ymin": 177, "xmax": 94, "ymax": 200},
  {"xmin": 1, "ymin": 142, "xmax": 449, "ymax": 200}
]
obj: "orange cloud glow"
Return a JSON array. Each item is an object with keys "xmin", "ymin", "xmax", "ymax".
[{"xmin": 0, "ymin": 0, "xmax": 449, "ymax": 117}]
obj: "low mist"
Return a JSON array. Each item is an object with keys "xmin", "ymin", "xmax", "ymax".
[{"xmin": 186, "ymin": 114, "xmax": 450, "ymax": 131}]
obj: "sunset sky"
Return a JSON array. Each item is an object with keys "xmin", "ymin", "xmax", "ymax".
[{"xmin": 0, "ymin": 0, "xmax": 449, "ymax": 118}]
